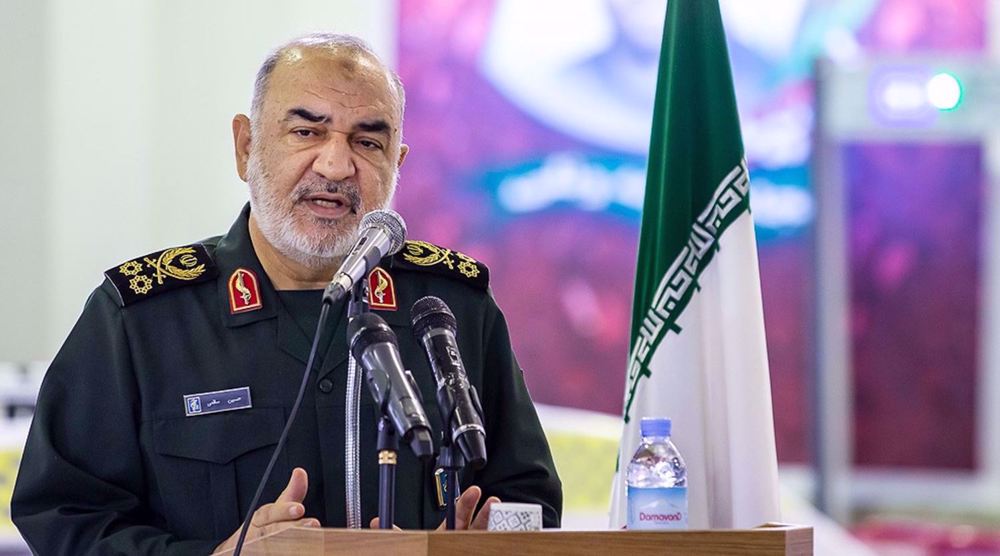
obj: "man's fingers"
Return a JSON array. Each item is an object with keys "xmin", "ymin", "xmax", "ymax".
[
  {"xmin": 291, "ymin": 518, "xmax": 321, "ymax": 529},
  {"xmin": 369, "ymin": 517, "xmax": 379, "ymax": 529},
  {"xmin": 453, "ymin": 486, "xmax": 483, "ymax": 529},
  {"xmin": 276, "ymin": 467, "xmax": 309, "ymax": 504},
  {"xmin": 373, "ymin": 487, "xmax": 496, "ymax": 532},
  {"xmin": 258, "ymin": 517, "xmax": 322, "ymax": 538},
  {"xmin": 470, "ymin": 497, "xmax": 500, "ymax": 530},
  {"xmin": 435, "ymin": 488, "xmax": 499, "ymax": 531},
  {"xmin": 267, "ymin": 517, "xmax": 321, "ymax": 532},
  {"xmin": 368, "ymin": 517, "xmax": 403, "ymax": 530},
  {"xmin": 250, "ymin": 501, "xmax": 305, "ymax": 527},
  {"xmin": 215, "ymin": 478, "xmax": 316, "ymax": 556}
]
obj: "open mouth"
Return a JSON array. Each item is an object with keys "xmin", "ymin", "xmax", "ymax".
[{"xmin": 300, "ymin": 192, "xmax": 354, "ymax": 218}]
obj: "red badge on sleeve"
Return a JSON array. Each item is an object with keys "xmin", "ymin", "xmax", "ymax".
[
  {"xmin": 367, "ymin": 267, "xmax": 397, "ymax": 311},
  {"xmin": 229, "ymin": 268, "xmax": 263, "ymax": 314}
]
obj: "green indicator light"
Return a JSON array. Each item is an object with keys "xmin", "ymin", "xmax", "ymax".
[{"xmin": 926, "ymin": 72, "xmax": 963, "ymax": 111}]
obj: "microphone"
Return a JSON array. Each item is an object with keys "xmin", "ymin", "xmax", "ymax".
[
  {"xmin": 348, "ymin": 312, "xmax": 435, "ymax": 459},
  {"xmin": 323, "ymin": 209, "xmax": 407, "ymax": 305},
  {"xmin": 410, "ymin": 296, "xmax": 487, "ymax": 469}
]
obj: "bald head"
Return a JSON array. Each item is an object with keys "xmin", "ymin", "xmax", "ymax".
[{"xmin": 250, "ymin": 33, "xmax": 405, "ymax": 127}]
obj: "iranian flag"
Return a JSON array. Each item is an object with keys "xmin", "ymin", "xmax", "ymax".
[{"xmin": 609, "ymin": 0, "xmax": 781, "ymax": 529}]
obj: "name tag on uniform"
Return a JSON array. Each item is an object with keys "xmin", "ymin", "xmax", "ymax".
[{"xmin": 184, "ymin": 387, "xmax": 252, "ymax": 417}]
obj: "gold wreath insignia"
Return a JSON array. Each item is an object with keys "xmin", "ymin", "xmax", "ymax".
[
  {"xmin": 403, "ymin": 241, "xmax": 455, "ymax": 270},
  {"xmin": 118, "ymin": 260, "xmax": 144, "ymax": 277},
  {"xmin": 129, "ymin": 274, "xmax": 153, "ymax": 295},
  {"xmin": 144, "ymin": 247, "xmax": 206, "ymax": 285}
]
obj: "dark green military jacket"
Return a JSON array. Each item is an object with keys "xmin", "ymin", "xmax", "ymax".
[{"xmin": 11, "ymin": 205, "xmax": 561, "ymax": 555}]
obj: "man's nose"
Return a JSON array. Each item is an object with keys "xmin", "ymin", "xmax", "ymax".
[{"xmin": 313, "ymin": 134, "xmax": 356, "ymax": 181}]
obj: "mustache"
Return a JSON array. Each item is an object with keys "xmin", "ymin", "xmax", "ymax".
[{"xmin": 293, "ymin": 180, "xmax": 363, "ymax": 212}]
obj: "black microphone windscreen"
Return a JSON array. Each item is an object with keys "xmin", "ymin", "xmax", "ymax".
[
  {"xmin": 410, "ymin": 296, "xmax": 457, "ymax": 337},
  {"xmin": 348, "ymin": 312, "xmax": 397, "ymax": 359}
]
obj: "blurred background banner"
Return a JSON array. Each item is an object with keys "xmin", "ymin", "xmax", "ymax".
[
  {"xmin": 2, "ymin": 0, "xmax": 999, "ymax": 553},
  {"xmin": 393, "ymin": 0, "xmax": 1000, "ymax": 543},
  {"xmin": 394, "ymin": 0, "xmax": 992, "ymax": 481}
]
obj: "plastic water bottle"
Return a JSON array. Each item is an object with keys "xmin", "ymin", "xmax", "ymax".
[{"xmin": 626, "ymin": 417, "xmax": 688, "ymax": 530}]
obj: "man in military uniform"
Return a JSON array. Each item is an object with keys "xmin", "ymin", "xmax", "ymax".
[{"xmin": 11, "ymin": 33, "xmax": 561, "ymax": 554}]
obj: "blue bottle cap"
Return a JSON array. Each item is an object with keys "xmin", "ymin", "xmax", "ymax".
[{"xmin": 640, "ymin": 417, "xmax": 671, "ymax": 438}]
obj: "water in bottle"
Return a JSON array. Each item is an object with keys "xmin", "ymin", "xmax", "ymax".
[{"xmin": 626, "ymin": 417, "xmax": 688, "ymax": 530}]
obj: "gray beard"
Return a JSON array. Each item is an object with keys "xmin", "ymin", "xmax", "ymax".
[{"xmin": 245, "ymin": 153, "xmax": 393, "ymax": 270}]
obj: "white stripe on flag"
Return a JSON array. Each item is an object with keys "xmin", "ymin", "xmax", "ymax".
[{"xmin": 611, "ymin": 210, "xmax": 781, "ymax": 529}]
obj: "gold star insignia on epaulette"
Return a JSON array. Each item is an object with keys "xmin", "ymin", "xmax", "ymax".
[
  {"xmin": 118, "ymin": 260, "xmax": 144, "ymax": 276},
  {"xmin": 402, "ymin": 241, "xmax": 482, "ymax": 278},
  {"xmin": 105, "ymin": 244, "xmax": 218, "ymax": 306},
  {"xmin": 456, "ymin": 253, "xmax": 480, "ymax": 279},
  {"xmin": 394, "ymin": 240, "xmax": 489, "ymax": 290},
  {"xmin": 129, "ymin": 275, "xmax": 153, "ymax": 295}
]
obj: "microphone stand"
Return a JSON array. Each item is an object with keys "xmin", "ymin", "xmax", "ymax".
[
  {"xmin": 376, "ymin": 415, "xmax": 399, "ymax": 529},
  {"xmin": 346, "ymin": 277, "xmax": 370, "ymax": 320},
  {"xmin": 348, "ymin": 280, "xmax": 399, "ymax": 530}
]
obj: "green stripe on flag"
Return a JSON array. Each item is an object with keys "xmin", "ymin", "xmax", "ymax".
[{"xmin": 623, "ymin": 0, "xmax": 751, "ymax": 423}]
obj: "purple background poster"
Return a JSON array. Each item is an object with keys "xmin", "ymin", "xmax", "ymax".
[{"xmin": 395, "ymin": 0, "xmax": 986, "ymax": 468}]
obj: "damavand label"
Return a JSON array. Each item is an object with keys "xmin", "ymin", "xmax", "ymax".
[
  {"xmin": 639, "ymin": 510, "xmax": 684, "ymax": 522},
  {"xmin": 626, "ymin": 486, "xmax": 688, "ymax": 530}
]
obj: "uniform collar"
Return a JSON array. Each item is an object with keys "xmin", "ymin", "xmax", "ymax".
[
  {"xmin": 212, "ymin": 204, "xmax": 413, "ymax": 331},
  {"xmin": 214, "ymin": 203, "xmax": 279, "ymax": 328}
]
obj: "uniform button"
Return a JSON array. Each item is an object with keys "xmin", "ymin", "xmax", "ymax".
[{"xmin": 318, "ymin": 378, "xmax": 334, "ymax": 393}]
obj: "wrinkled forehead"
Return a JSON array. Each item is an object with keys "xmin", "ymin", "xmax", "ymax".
[{"xmin": 263, "ymin": 46, "xmax": 403, "ymax": 125}]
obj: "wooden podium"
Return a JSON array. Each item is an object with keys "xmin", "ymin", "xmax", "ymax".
[{"xmin": 218, "ymin": 524, "xmax": 813, "ymax": 555}]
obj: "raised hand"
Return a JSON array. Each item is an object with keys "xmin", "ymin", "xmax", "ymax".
[{"xmin": 213, "ymin": 468, "xmax": 320, "ymax": 554}]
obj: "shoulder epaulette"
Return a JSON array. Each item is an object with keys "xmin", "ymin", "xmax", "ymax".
[
  {"xmin": 104, "ymin": 243, "xmax": 218, "ymax": 306},
  {"xmin": 391, "ymin": 240, "xmax": 489, "ymax": 290}
]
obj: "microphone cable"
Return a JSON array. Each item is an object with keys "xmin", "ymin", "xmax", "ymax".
[{"xmin": 232, "ymin": 301, "xmax": 331, "ymax": 556}]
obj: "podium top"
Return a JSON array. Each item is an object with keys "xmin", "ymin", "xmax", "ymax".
[{"xmin": 216, "ymin": 523, "xmax": 813, "ymax": 556}]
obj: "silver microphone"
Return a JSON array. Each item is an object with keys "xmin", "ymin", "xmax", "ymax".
[{"xmin": 323, "ymin": 209, "xmax": 406, "ymax": 305}]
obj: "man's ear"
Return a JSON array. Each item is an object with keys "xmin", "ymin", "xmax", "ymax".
[
  {"xmin": 397, "ymin": 143, "xmax": 409, "ymax": 170},
  {"xmin": 232, "ymin": 114, "xmax": 252, "ymax": 182}
]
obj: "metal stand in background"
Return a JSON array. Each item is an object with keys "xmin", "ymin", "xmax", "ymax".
[
  {"xmin": 435, "ymin": 438, "xmax": 464, "ymax": 530},
  {"xmin": 377, "ymin": 416, "xmax": 400, "ymax": 529}
]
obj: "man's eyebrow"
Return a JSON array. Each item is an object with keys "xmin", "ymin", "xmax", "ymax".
[
  {"xmin": 356, "ymin": 120, "xmax": 391, "ymax": 135},
  {"xmin": 283, "ymin": 108, "xmax": 329, "ymax": 123}
]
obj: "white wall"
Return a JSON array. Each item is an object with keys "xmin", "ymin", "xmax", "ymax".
[
  {"xmin": 0, "ymin": 0, "xmax": 395, "ymax": 361},
  {"xmin": 0, "ymin": 1, "xmax": 47, "ymax": 364}
]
